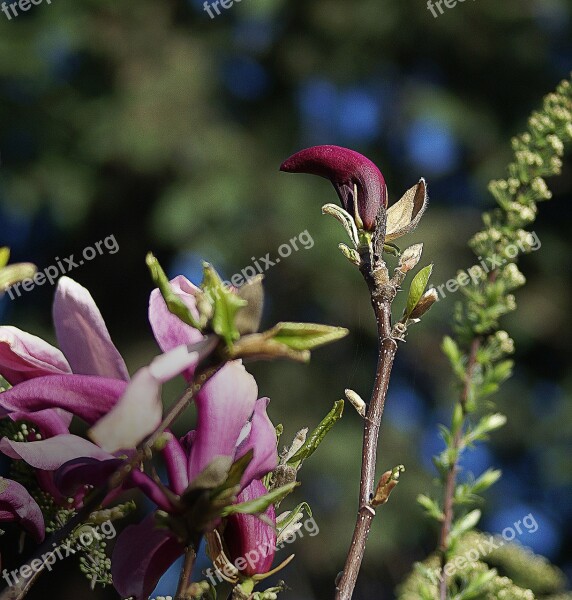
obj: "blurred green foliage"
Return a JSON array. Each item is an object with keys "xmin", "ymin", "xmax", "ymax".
[{"xmin": 1, "ymin": 0, "xmax": 572, "ymax": 598}]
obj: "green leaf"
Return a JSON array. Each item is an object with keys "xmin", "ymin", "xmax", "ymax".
[
  {"xmin": 465, "ymin": 413, "xmax": 507, "ymax": 444},
  {"xmin": 452, "ymin": 404, "xmax": 464, "ymax": 435},
  {"xmin": 202, "ymin": 263, "xmax": 247, "ymax": 346},
  {"xmin": 471, "ymin": 468, "xmax": 502, "ymax": 494},
  {"xmin": 146, "ymin": 253, "xmax": 204, "ymax": 330},
  {"xmin": 338, "ymin": 243, "xmax": 361, "ymax": 267},
  {"xmin": 405, "ymin": 264, "xmax": 433, "ymax": 317},
  {"xmin": 449, "ymin": 509, "xmax": 481, "ymax": 543},
  {"xmin": 383, "ymin": 242, "xmax": 401, "ymax": 257},
  {"xmin": 213, "ymin": 451, "xmax": 253, "ymax": 496},
  {"xmin": 492, "ymin": 359, "xmax": 514, "ymax": 383},
  {"xmin": 442, "ymin": 336, "xmax": 464, "ymax": 377},
  {"xmin": 288, "ymin": 400, "xmax": 344, "ymax": 467},
  {"xmin": 267, "ymin": 322, "xmax": 349, "ymax": 351},
  {"xmin": 417, "ymin": 494, "xmax": 445, "ymax": 521},
  {"xmin": 221, "ymin": 482, "xmax": 298, "ymax": 517},
  {"xmin": 457, "ymin": 570, "xmax": 498, "ymax": 600}
]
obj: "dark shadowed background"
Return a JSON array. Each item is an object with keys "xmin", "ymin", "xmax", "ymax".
[{"xmin": 1, "ymin": 0, "xmax": 572, "ymax": 598}]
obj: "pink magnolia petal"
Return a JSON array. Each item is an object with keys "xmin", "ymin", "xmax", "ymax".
[
  {"xmin": 236, "ymin": 398, "xmax": 278, "ymax": 487},
  {"xmin": 149, "ymin": 276, "xmax": 204, "ymax": 379},
  {"xmin": 129, "ymin": 470, "xmax": 174, "ymax": 512},
  {"xmin": 53, "ymin": 277, "xmax": 129, "ymax": 381},
  {"xmin": 9, "ymin": 408, "xmax": 72, "ymax": 437},
  {"xmin": 0, "ymin": 434, "xmax": 113, "ymax": 470},
  {"xmin": 0, "ymin": 477, "xmax": 45, "ymax": 542},
  {"xmin": 89, "ymin": 369, "xmax": 161, "ymax": 453},
  {"xmin": 0, "ymin": 325, "xmax": 71, "ymax": 384},
  {"xmin": 224, "ymin": 479, "xmax": 276, "ymax": 576},
  {"xmin": 188, "ymin": 361, "xmax": 258, "ymax": 480},
  {"xmin": 161, "ymin": 431, "xmax": 189, "ymax": 496},
  {"xmin": 112, "ymin": 514, "xmax": 184, "ymax": 600},
  {"xmin": 0, "ymin": 374, "xmax": 127, "ymax": 425},
  {"xmin": 89, "ymin": 345, "xmax": 199, "ymax": 453},
  {"xmin": 54, "ymin": 457, "xmax": 123, "ymax": 496},
  {"xmin": 148, "ymin": 344, "xmax": 200, "ymax": 384}
]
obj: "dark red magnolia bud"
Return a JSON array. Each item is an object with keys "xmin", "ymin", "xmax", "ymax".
[
  {"xmin": 280, "ymin": 145, "xmax": 387, "ymax": 231},
  {"xmin": 224, "ymin": 480, "xmax": 276, "ymax": 577}
]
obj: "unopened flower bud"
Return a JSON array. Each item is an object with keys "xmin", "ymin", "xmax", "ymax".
[
  {"xmin": 398, "ymin": 244, "xmax": 423, "ymax": 273},
  {"xmin": 225, "ymin": 480, "xmax": 276, "ymax": 577},
  {"xmin": 345, "ymin": 389, "xmax": 366, "ymax": 418},
  {"xmin": 372, "ymin": 465, "xmax": 404, "ymax": 507},
  {"xmin": 281, "ymin": 145, "xmax": 387, "ymax": 231}
]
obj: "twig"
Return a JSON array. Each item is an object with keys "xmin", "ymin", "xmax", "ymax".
[
  {"xmin": 175, "ymin": 545, "xmax": 198, "ymax": 599},
  {"xmin": 335, "ymin": 262, "xmax": 399, "ymax": 599},
  {"xmin": 437, "ymin": 337, "xmax": 480, "ymax": 600}
]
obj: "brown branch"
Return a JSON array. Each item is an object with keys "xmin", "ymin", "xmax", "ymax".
[
  {"xmin": 438, "ymin": 337, "xmax": 480, "ymax": 600},
  {"xmin": 175, "ymin": 545, "xmax": 198, "ymax": 599},
  {"xmin": 335, "ymin": 265, "xmax": 398, "ymax": 600}
]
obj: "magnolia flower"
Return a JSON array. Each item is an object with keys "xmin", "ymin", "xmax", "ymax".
[
  {"xmin": 0, "ymin": 277, "xmax": 131, "ymax": 526},
  {"xmin": 111, "ymin": 363, "xmax": 278, "ymax": 600},
  {"xmin": 0, "ymin": 342, "xmax": 201, "ymax": 503},
  {"xmin": 0, "ymin": 276, "xmax": 199, "ymax": 527},
  {"xmin": 0, "ymin": 276, "xmax": 129, "ymax": 431},
  {"xmin": 281, "ymin": 145, "xmax": 428, "ymax": 240}
]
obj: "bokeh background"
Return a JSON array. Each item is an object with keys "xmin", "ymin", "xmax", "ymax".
[{"xmin": 1, "ymin": 0, "xmax": 572, "ymax": 598}]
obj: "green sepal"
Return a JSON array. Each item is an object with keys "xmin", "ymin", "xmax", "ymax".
[
  {"xmin": 287, "ymin": 399, "xmax": 344, "ymax": 468},
  {"xmin": 146, "ymin": 252, "xmax": 205, "ymax": 330},
  {"xmin": 221, "ymin": 482, "xmax": 298, "ymax": 517},
  {"xmin": 202, "ymin": 263, "xmax": 247, "ymax": 347},
  {"xmin": 267, "ymin": 322, "xmax": 349, "ymax": 351}
]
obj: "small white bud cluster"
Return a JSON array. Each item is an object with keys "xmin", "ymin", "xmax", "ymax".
[
  {"xmin": 495, "ymin": 330, "xmax": 515, "ymax": 355},
  {"xmin": 546, "ymin": 134, "xmax": 565, "ymax": 156},
  {"xmin": 507, "ymin": 202, "xmax": 536, "ymax": 225},
  {"xmin": 531, "ymin": 177, "xmax": 552, "ymax": 201},
  {"xmin": 505, "ymin": 294, "xmax": 517, "ymax": 311},
  {"xmin": 515, "ymin": 150, "xmax": 543, "ymax": 168},
  {"xmin": 502, "ymin": 263, "xmax": 526, "ymax": 290}
]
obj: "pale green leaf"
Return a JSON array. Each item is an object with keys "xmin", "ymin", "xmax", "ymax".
[{"xmin": 405, "ymin": 264, "xmax": 433, "ymax": 316}]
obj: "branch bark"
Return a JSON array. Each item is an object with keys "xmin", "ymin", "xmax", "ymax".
[
  {"xmin": 335, "ymin": 268, "xmax": 398, "ymax": 600},
  {"xmin": 437, "ymin": 337, "xmax": 480, "ymax": 600},
  {"xmin": 176, "ymin": 545, "xmax": 198, "ymax": 599}
]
